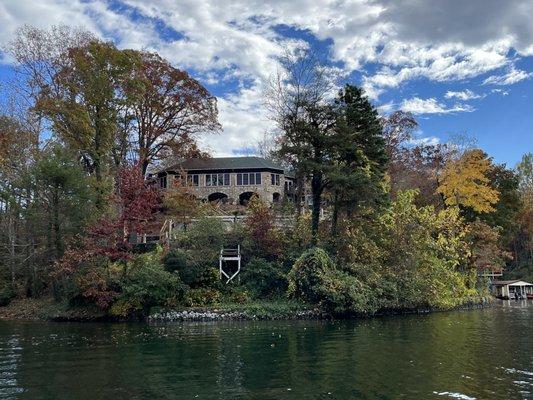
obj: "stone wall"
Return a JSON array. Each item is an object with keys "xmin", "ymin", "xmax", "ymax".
[{"xmin": 165, "ymin": 171, "xmax": 285, "ymax": 204}]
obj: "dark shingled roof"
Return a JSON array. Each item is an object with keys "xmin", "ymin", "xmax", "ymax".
[{"xmin": 165, "ymin": 156, "xmax": 286, "ymax": 173}]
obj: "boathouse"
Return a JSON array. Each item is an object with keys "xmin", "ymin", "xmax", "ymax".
[{"xmin": 492, "ymin": 280, "xmax": 533, "ymax": 300}]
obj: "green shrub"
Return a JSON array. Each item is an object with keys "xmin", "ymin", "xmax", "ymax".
[
  {"xmin": 163, "ymin": 249, "xmax": 188, "ymax": 273},
  {"xmin": 0, "ymin": 285, "xmax": 15, "ymax": 307},
  {"xmin": 183, "ymin": 288, "xmax": 221, "ymax": 307},
  {"xmin": 313, "ymin": 268, "xmax": 378, "ymax": 314},
  {"xmin": 287, "ymin": 247, "xmax": 377, "ymax": 315},
  {"xmin": 110, "ymin": 250, "xmax": 184, "ymax": 317},
  {"xmin": 241, "ymin": 258, "xmax": 287, "ymax": 298},
  {"xmin": 177, "ymin": 218, "xmax": 226, "ymax": 261},
  {"xmin": 287, "ymin": 247, "xmax": 336, "ymax": 304},
  {"xmin": 163, "ymin": 249, "xmax": 220, "ymax": 289},
  {"xmin": 222, "ymin": 286, "xmax": 251, "ymax": 304}
]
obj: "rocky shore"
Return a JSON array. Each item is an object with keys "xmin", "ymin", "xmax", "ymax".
[{"xmin": 148, "ymin": 307, "xmax": 323, "ymax": 322}]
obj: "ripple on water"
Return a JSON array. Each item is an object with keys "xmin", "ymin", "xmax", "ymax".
[
  {"xmin": 433, "ymin": 391, "xmax": 476, "ymax": 400},
  {"xmin": 0, "ymin": 335, "xmax": 24, "ymax": 400},
  {"xmin": 0, "ymin": 305, "xmax": 530, "ymax": 399}
]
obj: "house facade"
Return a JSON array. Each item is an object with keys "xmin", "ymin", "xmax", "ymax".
[{"xmin": 149, "ymin": 156, "xmax": 296, "ymax": 205}]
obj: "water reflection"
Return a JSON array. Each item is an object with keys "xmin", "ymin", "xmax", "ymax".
[
  {"xmin": 0, "ymin": 303, "xmax": 530, "ymax": 400},
  {"xmin": 0, "ymin": 335, "xmax": 23, "ymax": 399},
  {"xmin": 501, "ymin": 299, "xmax": 531, "ymax": 308}
]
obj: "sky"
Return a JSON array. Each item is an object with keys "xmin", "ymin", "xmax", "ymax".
[{"xmin": 0, "ymin": 0, "xmax": 532, "ymax": 167}]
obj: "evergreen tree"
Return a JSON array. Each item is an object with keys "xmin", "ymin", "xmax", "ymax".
[
  {"xmin": 26, "ymin": 145, "xmax": 96, "ymax": 263},
  {"xmin": 329, "ymin": 85, "xmax": 388, "ymax": 235}
]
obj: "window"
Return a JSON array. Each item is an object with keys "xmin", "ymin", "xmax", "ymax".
[
  {"xmin": 271, "ymin": 173, "xmax": 280, "ymax": 186},
  {"xmin": 237, "ymin": 172, "xmax": 261, "ymax": 185},
  {"xmin": 159, "ymin": 175, "xmax": 167, "ymax": 189},
  {"xmin": 187, "ymin": 174, "xmax": 199, "ymax": 186},
  {"xmin": 285, "ymin": 180, "xmax": 293, "ymax": 191},
  {"xmin": 206, "ymin": 173, "xmax": 229, "ymax": 186}
]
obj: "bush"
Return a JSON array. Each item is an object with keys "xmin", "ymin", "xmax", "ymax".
[
  {"xmin": 0, "ymin": 285, "xmax": 15, "ymax": 307},
  {"xmin": 183, "ymin": 288, "xmax": 221, "ymax": 307},
  {"xmin": 163, "ymin": 249, "xmax": 188, "ymax": 274},
  {"xmin": 177, "ymin": 218, "xmax": 226, "ymax": 262},
  {"xmin": 287, "ymin": 247, "xmax": 377, "ymax": 315},
  {"xmin": 241, "ymin": 258, "xmax": 287, "ymax": 299},
  {"xmin": 287, "ymin": 247, "xmax": 336, "ymax": 304},
  {"xmin": 163, "ymin": 249, "xmax": 221, "ymax": 289},
  {"xmin": 222, "ymin": 286, "xmax": 251, "ymax": 304},
  {"xmin": 110, "ymin": 250, "xmax": 184, "ymax": 317}
]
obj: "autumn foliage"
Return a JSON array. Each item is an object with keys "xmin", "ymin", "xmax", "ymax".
[
  {"xmin": 55, "ymin": 163, "xmax": 160, "ymax": 307},
  {"xmin": 438, "ymin": 149, "xmax": 500, "ymax": 213}
]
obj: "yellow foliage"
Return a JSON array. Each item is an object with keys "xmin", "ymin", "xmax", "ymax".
[{"xmin": 437, "ymin": 149, "xmax": 499, "ymax": 213}]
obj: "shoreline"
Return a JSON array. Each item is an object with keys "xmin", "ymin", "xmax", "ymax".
[{"xmin": 0, "ymin": 296, "xmax": 495, "ymax": 323}]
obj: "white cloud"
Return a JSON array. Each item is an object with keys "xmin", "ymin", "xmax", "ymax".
[
  {"xmin": 409, "ymin": 136, "xmax": 440, "ymax": 146},
  {"xmin": 483, "ymin": 67, "xmax": 533, "ymax": 85},
  {"xmin": 445, "ymin": 89, "xmax": 483, "ymax": 100},
  {"xmin": 491, "ymin": 88, "xmax": 509, "ymax": 96},
  {"xmin": 400, "ymin": 97, "xmax": 475, "ymax": 115},
  {"xmin": 1, "ymin": 0, "xmax": 533, "ymax": 155},
  {"xmin": 198, "ymin": 82, "xmax": 273, "ymax": 157}
]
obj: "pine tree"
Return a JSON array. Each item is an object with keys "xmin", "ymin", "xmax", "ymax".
[{"xmin": 329, "ymin": 85, "xmax": 388, "ymax": 235}]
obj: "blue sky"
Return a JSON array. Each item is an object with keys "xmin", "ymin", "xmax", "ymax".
[{"xmin": 1, "ymin": 0, "xmax": 532, "ymax": 167}]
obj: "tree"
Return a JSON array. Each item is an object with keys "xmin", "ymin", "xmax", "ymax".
[
  {"xmin": 381, "ymin": 112, "xmax": 454, "ymax": 207},
  {"xmin": 329, "ymin": 85, "xmax": 388, "ymax": 235},
  {"xmin": 466, "ymin": 219, "xmax": 512, "ymax": 275},
  {"xmin": 516, "ymin": 153, "xmax": 532, "ymax": 191},
  {"xmin": 267, "ymin": 49, "xmax": 338, "ymax": 243},
  {"xmin": 476, "ymin": 164, "xmax": 521, "ymax": 239},
  {"xmin": 506, "ymin": 153, "xmax": 533, "ymax": 280},
  {"xmin": 35, "ymin": 40, "xmax": 135, "ymax": 208},
  {"xmin": 6, "ymin": 25, "xmax": 95, "ymax": 115},
  {"xmin": 244, "ymin": 195, "xmax": 283, "ymax": 259},
  {"xmin": 0, "ymin": 115, "xmax": 38, "ymax": 292},
  {"xmin": 162, "ymin": 174, "xmax": 202, "ymax": 227},
  {"xmin": 437, "ymin": 149, "xmax": 499, "ymax": 213},
  {"xmin": 124, "ymin": 51, "xmax": 220, "ymax": 174},
  {"xmin": 381, "ymin": 111, "xmax": 418, "ymax": 161},
  {"xmin": 56, "ymin": 163, "xmax": 160, "ymax": 305},
  {"xmin": 27, "ymin": 145, "xmax": 95, "ymax": 262}
]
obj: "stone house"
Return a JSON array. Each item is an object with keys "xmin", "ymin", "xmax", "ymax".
[{"xmin": 149, "ymin": 156, "xmax": 296, "ymax": 205}]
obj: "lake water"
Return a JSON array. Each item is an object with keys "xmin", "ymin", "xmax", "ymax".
[{"xmin": 0, "ymin": 302, "xmax": 531, "ymax": 400}]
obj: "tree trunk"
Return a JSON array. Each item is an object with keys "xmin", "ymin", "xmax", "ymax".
[
  {"xmin": 7, "ymin": 210, "xmax": 16, "ymax": 288},
  {"xmin": 141, "ymin": 158, "xmax": 150, "ymax": 176},
  {"xmin": 295, "ymin": 169, "xmax": 304, "ymax": 217},
  {"xmin": 310, "ymin": 171, "xmax": 323, "ymax": 245},
  {"xmin": 331, "ymin": 190, "xmax": 339, "ymax": 237},
  {"xmin": 52, "ymin": 186, "xmax": 63, "ymax": 259}
]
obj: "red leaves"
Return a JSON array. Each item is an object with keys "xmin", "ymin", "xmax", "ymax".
[
  {"xmin": 128, "ymin": 51, "xmax": 221, "ymax": 173},
  {"xmin": 244, "ymin": 196, "xmax": 283, "ymax": 258},
  {"xmin": 56, "ymin": 163, "xmax": 161, "ymax": 308}
]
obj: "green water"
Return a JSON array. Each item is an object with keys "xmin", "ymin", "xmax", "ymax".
[{"xmin": 0, "ymin": 302, "xmax": 531, "ymax": 400}]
